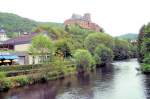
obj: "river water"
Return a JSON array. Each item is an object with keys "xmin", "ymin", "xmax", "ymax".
[{"xmin": 0, "ymin": 59, "xmax": 150, "ymax": 99}]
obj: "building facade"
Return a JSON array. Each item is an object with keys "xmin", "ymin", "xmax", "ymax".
[
  {"xmin": 0, "ymin": 32, "xmax": 49, "ymax": 65},
  {"xmin": 0, "ymin": 29, "xmax": 9, "ymax": 44}
]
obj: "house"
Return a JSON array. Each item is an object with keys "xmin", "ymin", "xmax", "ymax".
[
  {"xmin": 64, "ymin": 13, "xmax": 102, "ymax": 32},
  {"xmin": 3, "ymin": 32, "xmax": 38, "ymax": 51},
  {"xmin": 0, "ymin": 32, "xmax": 49, "ymax": 65},
  {"xmin": 0, "ymin": 29, "xmax": 9, "ymax": 44}
]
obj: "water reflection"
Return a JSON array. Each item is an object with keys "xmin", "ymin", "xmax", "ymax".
[
  {"xmin": 0, "ymin": 59, "xmax": 149, "ymax": 99},
  {"xmin": 144, "ymin": 74, "xmax": 150, "ymax": 98}
]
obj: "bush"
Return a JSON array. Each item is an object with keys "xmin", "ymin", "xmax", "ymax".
[
  {"xmin": 94, "ymin": 44, "xmax": 114, "ymax": 65},
  {"xmin": 0, "ymin": 72, "xmax": 6, "ymax": 79},
  {"xmin": 14, "ymin": 76, "xmax": 29, "ymax": 86},
  {"xmin": 73, "ymin": 49, "xmax": 95, "ymax": 72},
  {"xmin": 143, "ymin": 53, "xmax": 150, "ymax": 64},
  {"xmin": 141, "ymin": 64, "xmax": 150, "ymax": 73},
  {"xmin": 52, "ymin": 57, "xmax": 66, "ymax": 73},
  {"xmin": 0, "ymin": 64, "xmax": 48, "ymax": 72},
  {"xmin": 0, "ymin": 78, "xmax": 12, "ymax": 91}
]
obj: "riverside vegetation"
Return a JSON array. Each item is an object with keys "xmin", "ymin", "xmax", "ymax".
[
  {"xmin": 0, "ymin": 24, "xmax": 137, "ymax": 91},
  {"xmin": 138, "ymin": 23, "xmax": 150, "ymax": 73}
]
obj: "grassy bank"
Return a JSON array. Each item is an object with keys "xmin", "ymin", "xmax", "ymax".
[{"xmin": 0, "ymin": 62, "xmax": 76, "ymax": 92}]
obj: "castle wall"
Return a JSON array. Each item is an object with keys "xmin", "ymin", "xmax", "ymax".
[{"xmin": 64, "ymin": 13, "xmax": 101, "ymax": 32}]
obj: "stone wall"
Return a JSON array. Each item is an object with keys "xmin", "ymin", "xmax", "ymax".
[{"xmin": 64, "ymin": 13, "xmax": 102, "ymax": 32}]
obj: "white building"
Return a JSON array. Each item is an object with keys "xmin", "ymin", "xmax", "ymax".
[{"xmin": 0, "ymin": 29, "xmax": 8, "ymax": 43}]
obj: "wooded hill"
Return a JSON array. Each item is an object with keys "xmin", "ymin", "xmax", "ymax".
[
  {"xmin": 0, "ymin": 12, "xmax": 63, "ymax": 38},
  {"xmin": 116, "ymin": 33, "xmax": 138, "ymax": 40}
]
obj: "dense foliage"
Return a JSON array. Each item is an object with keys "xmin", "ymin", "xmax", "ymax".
[
  {"xmin": 113, "ymin": 39, "xmax": 130, "ymax": 60},
  {"xmin": 94, "ymin": 44, "xmax": 114, "ymax": 65},
  {"xmin": 29, "ymin": 34, "xmax": 54, "ymax": 63},
  {"xmin": 84, "ymin": 33, "xmax": 114, "ymax": 54},
  {"xmin": 138, "ymin": 23, "xmax": 150, "ymax": 72},
  {"xmin": 30, "ymin": 24, "xmax": 136, "ymax": 69},
  {"xmin": 73, "ymin": 49, "xmax": 95, "ymax": 72},
  {"xmin": 55, "ymin": 39, "xmax": 72, "ymax": 58}
]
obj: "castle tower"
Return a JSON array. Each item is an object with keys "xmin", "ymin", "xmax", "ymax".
[{"xmin": 83, "ymin": 13, "xmax": 91, "ymax": 22}]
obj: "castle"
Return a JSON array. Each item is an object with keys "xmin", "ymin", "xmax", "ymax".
[{"xmin": 64, "ymin": 13, "xmax": 102, "ymax": 32}]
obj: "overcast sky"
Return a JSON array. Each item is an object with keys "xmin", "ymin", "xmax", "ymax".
[{"xmin": 0, "ymin": 0, "xmax": 150, "ymax": 36}]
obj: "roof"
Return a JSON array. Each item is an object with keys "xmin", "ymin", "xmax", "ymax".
[
  {"xmin": 3, "ymin": 32, "xmax": 38, "ymax": 45},
  {"xmin": 0, "ymin": 29, "xmax": 6, "ymax": 34}
]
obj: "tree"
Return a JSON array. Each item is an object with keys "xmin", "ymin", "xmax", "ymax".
[
  {"xmin": 94, "ymin": 44, "xmax": 114, "ymax": 65},
  {"xmin": 55, "ymin": 39, "xmax": 72, "ymax": 58},
  {"xmin": 73, "ymin": 49, "xmax": 95, "ymax": 72},
  {"xmin": 65, "ymin": 24, "xmax": 92, "ymax": 49},
  {"xmin": 138, "ymin": 23, "xmax": 150, "ymax": 72},
  {"xmin": 139, "ymin": 23, "xmax": 150, "ymax": 64},
  {"xmin": 84, "ymin": 32, "xmax": 114, "ymax": 54},
  {"xmin": 29, "ymin": 33, "xmax": 54, "ymax": 63},
  {"xmin": 113, "ymin": 39, "xmax": 130, "ymax": 60},
  {"xmin": 138, "ymin": 25, "xmax": 146, "ymax": 62},
  {"xmin": 33, "ymin": 24, "xmax": 67, "ymax": 40}
]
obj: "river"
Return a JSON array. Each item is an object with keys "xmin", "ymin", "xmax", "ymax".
[{"xmin": 0, "ymin": 59, "xmax": 150, "ymax": 99}]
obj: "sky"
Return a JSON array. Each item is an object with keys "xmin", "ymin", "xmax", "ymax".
[{"xmin": 0, "ymin": 0, "xmax": 150, "ymax": 36}]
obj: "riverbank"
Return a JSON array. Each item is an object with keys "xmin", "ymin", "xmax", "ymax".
[
  {"xmin": 0, "ymin": 59, "xmax": 148, "ymax": 99},
  {"xmin": 0, "ymin": 58, "xmax": 138, "ymax": 92},
  {"xmin": 0, "ymin": 62, "xmax": 76, "ymax": 92}
]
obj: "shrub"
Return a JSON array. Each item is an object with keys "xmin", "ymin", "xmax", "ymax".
[
  {"xmin": 73, "ymin": 49, "xmax": 95, "ymax": 72},
  {"xmin": 52, "ymin": 57, "xmax": 66, "ymax": 71},
  {"xmin": 94, "ymin": 44, "xmax": 114, "ymax": 65},
  {"xmin": 141, "ymin": 64, "xmax": 150, "ymax": 73},
  {"xmin": 0, "ymin": 72, "xmax": 6, "ymax": 79},
  {"xmin": 0, "ymin": 78, "xmax": 12, "ymax": 91},
  {"xmin": 15, "ymin": 76, "xmax": 29, "ymax": 86},
  {"xmin": 0, "ymin": 64, "xmax": 48, "ymax": 72},
  {"xmin": 143, "ymin": 53, "xmax": 150, "ymax": 64}
]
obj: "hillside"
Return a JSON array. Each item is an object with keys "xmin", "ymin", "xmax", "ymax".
[
  {"xmin": 116, "ymin": 33, "xmax": 138, "ymax": 40},
  {"xmin": 0, "ymin": 12, "xmax": 63, "ymax": 38}
]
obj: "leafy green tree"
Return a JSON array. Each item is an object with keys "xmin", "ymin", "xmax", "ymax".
[
  {"xmin": 55, "ymin": 39, "xmax": 72, "ymax": 58},
  {"xmin": 29, "ymin": 33, "xmax": 54, "ymax": 63},
  {"xmin": 138, "ymin": 23, "xmax": 150, "ymax": 72},
  {"xmin": 33, "ymin": 25, "xmax": 67, "ymax": 40},
  {"xmin": 113, "ymin": 39, "xmax": 130, "ymax": 60},
  {"xmin": 129, "ymin": 43, "xmax": 138, "ymax": 58},
  {"xmin": 84, "ymin": 32, "xmax": 114, "ymax": 54},
  {"xmin": 73, "ymin": 49, "xmax": 95, "ymax": 72},
  {"xmin": 65, "ymin": 24, "xmax": 92, "ymax": 49},
  {"xmin": 138, "ymin": 25, "xmax": 145, "ymax": 62},
  {"xmin": 94, "ymin": 44, "xmax": 114, "ymax": 65}
]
